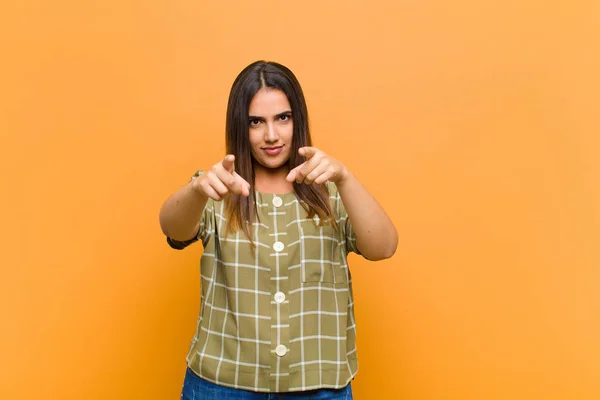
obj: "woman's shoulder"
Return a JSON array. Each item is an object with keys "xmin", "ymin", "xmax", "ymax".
[
  {"xmin": 324, "ymin": 182, "xmax": 342, "ymax": 210},
  {"xmin": 324, "ymin": 181, "xmax": 340, "ymax": 197}
]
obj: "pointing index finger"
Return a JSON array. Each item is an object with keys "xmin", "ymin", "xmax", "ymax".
[
  {"xmin": 298, "ymin": 147, "xmax": 317, "ymax": 159},
  {"xmin": 221, "ymin": 154, "xmax": 235, "ymax": 173}
]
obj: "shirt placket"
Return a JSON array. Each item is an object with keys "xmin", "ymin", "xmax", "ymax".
[{"xmin": 268, "ymin": 193, "xmax": 291, "ymax": 392}]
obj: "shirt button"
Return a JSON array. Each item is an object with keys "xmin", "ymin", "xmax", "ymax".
[
  {"xmin": 272, "ymin": 196, "xmax": 283, "ymax": 208},
  {"xmin": 274, "ymin": 292, "xmax": 285, "ymax": 303},
  {"xmin": 275, "ymin": 344, "xmax": 287, "ymax": 357},
  {"xmin": 273, "ymin": 241, "xmax": 284, "ymax": 252}
]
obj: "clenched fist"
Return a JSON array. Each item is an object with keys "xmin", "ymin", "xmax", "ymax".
[{"xmin": 192, "ymin": 155, "xmax": 251, "ymax": 201}]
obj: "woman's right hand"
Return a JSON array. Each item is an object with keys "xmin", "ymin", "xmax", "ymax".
[{"xmin": 191, "ymin": 155, "xmax": 251, "ymax": 201}]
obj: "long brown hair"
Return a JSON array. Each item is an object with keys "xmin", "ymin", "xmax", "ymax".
[{"xmin": 224, "ymin": 61, "xmax": 336, "ymax": 242}]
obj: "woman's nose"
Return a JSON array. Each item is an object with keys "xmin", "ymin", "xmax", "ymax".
[{"xmin": 264, "ymin": 123, "xmax": 279, "ymax": 143}]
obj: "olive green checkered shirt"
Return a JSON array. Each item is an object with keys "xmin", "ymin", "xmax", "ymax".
[{"xmin": 168, "ymin": 173, "xmax": 360, "ymax": 393}]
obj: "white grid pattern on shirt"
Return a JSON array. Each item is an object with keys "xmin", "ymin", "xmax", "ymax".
[{"xmin": 173, "ymin": 180, "xmax": 360, "ymax": 393}]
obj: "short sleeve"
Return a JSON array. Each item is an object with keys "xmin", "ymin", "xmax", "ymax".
[
  {"xmin": 166, "ymin": 170, "xmax": 214, "ymax": 250},
  {"xmin": 329, "ymin": 182, "xmax": 361, "ymax": 255}
]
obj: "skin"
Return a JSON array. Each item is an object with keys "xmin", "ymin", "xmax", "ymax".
[
  {"xmin": 159, "ymin": 88, "xmax": 398, "ymax": 260},
  {"xmin": 248, "ymin": 88, "xmax": 295, "ymax": 194},
  {"xmin": 287, "ymin": 146, "xmax": 398, "ymax": 260}
]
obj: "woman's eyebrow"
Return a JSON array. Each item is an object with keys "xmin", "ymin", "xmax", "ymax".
[{"xmin": 248, "ymin": 111, "xmax": 292, "ymax": 120}]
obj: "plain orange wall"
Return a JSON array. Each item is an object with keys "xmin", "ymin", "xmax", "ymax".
[{"xmin": 1, "ymin": 1, "xmax": 599, "ymax": 399}]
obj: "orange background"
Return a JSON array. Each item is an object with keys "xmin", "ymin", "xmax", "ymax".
[{"xmin": 1, "ymin": 1, "xmax": 599, "ymax": 399}]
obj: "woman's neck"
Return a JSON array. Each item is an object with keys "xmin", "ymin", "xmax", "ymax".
[{"xmin": 253, "ymin": 164, "xmax": 294, "ymax": 194}]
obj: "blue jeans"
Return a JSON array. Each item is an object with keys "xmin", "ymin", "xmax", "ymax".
[{"xmin": 181, "ymin": 367, "xmax": 353, "ymax": 400}]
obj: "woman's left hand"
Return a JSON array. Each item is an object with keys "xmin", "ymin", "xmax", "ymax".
[{"xmin": 286, "ymin": 147, "xmax": 349, "ymax": 185}]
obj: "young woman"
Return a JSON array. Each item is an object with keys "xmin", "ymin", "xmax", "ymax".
[{"xmin": 159, "ymin": 61, "xmax": 397, "ymax": 399}]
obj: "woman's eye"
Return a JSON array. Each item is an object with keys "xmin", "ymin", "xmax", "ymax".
[
  {"xmin": 280, "ymin": 114, "xmax": 291, "ymax": 121},
  {"xmin": 249, "ymin": 119, "xmax": 260, "ymax": 126}
]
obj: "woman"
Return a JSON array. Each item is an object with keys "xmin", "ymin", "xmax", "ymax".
[{"xmin": 159, "ymin": 61, "xmax": 398, "ymax": 399}]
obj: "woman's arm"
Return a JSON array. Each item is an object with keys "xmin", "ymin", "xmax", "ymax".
[
  {"xmin": 286, "ymin": 147, "xmax": 398, "ymax": 261},
  {"xmin": 159, "ymin": 155, "xmax": 250, "ymax": 242},
  {"xmin": 335, "ymin": 171, "xmax": 398, "ymax": 260},
  {"xmin": 159, "ymin": 182, "xmax": 207, "ymax": 242}
]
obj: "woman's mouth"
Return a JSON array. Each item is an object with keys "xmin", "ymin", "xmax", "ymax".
[{"xmin": 263, "ymin": 146, "xmax": 283, "ymax": 156}]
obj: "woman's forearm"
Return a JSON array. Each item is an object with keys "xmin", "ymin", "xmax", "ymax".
[
  {"xmin": 336, "ymin": 172, "xmax": 398, "ymax": 260},
  {"xmin": 159, "ymin": 182, "xmax": 208, "ymax": 241}
]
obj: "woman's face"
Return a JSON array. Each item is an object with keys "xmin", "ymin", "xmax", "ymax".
[{"xmin": 248, "ymin": 88, "xmax": 294, "ymax": 171}]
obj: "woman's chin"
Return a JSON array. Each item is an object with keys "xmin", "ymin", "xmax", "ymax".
[{"xmin": 255, "ymin": 158, "xmax": 288, "ymax": 171}]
